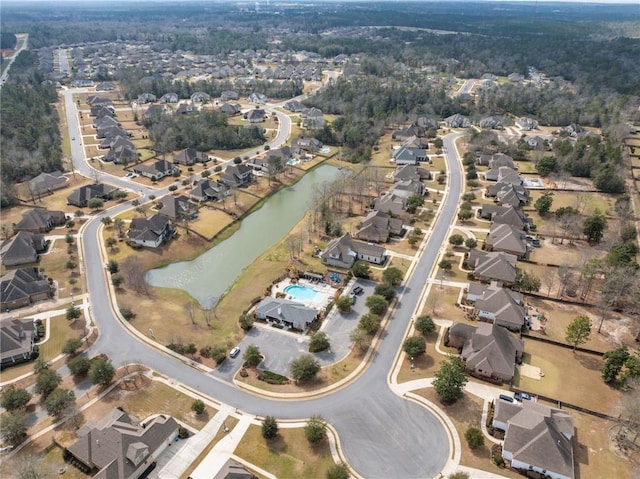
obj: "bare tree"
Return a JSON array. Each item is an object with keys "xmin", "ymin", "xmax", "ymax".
[
  {"xmin": 543, "ymin": 266, "xmax": 557, "ymax": 297},
  {"xmin": 556, "ymin": 265, "xmax": 572, "ymax": 298},
  {"xmin": 426, "ymin": 291, "xmax": 441, "ymax": 316},
  {"xmin": 184, "ymin": 301, "xmax": 197, "ymax": 325},
  {"xmin": 121, "ymin": 257, "xmax": 149, "ymax": 295},
  {"xmin": 617, "ymin": 378, "xmax": 640, "ymax": 450}
]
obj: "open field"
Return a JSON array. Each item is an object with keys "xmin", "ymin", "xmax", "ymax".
[
  {"xmin": 525, "ymin": 190, "xmax": 617, "ymax": 218},
  {"xmin": 234, "ymin": 425, "xmax": 335, "ymax": 479},
  {"xmin": 513, "ymin": 339, "xmax": 624, "ymax": 415}
]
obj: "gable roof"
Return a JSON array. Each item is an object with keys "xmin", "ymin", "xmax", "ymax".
[
  {"xmin": 392, "ymin": 146, "xmax": 426, "ymax": 164},
  {"xmin": 0, "ymin": 232, "xmax": 44, "ymax": 266},
  {"xmin": 357, "ymin": 210, "xmax": 403, "ymax": 242},
  {"xmin": 128, "ymin": 215, "xmax": 171, "ymax": 243},
  {"xmin": 497, "ymin": 401, "xmax": 575, "ymax": 479},
  {"xmin": 0, "ymin": 267, "xmax": 49, "ymax": 306},
  {"xmin": 0, "ymin": 317, "xmax": 37, "ymax": 365},
  {"xmin": 190, "ymin": 179, "xmax": 228, "ymax": 201},
  {"xmin": 476, "ymin": 286, "xmax": 526, "ymax": 329},
  {"xmin": 255, "ymin": 297, "xmax": 318, "ymax": 330},
  {"xmin": 28, "ymin": 171, "xmax": 67, "ymax": 195},
  {"xmin": 67, "ymin": 408, "xmax": 178, "ymax": 479},
  {"xmin": 374, "ymin": 193, "xmax": 406, "ymax": 215},
  {"xmin": 156, "ymin": 196, "xmax": 196, "ymax": 221},
  {"xmin": 14, "ymin": 208, "xmax": 66, "ymax": 233},
  {"xmin": 458, "ymin": 322, "xmax": 523, "ymax": 380},
  {"xmin": 487, "ymin": 224, "xmax": 527, "ymax": 256},
  {"xmin": 468, "ymin": 250, "xmax": 518, "ymax": 284},
  {"xmin": 394, "ymin": 165, "xmax": 431, "ymax": 182}
]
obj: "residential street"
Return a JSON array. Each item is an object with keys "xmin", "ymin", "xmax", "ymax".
[{"xmin": 54, "ymin": 88, "xmax": 467, "ymax": 477}]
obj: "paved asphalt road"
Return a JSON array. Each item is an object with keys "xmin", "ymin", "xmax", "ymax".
[
  {"xmin": 0, "ymin": 34, "xmax": 28, "ymax": 87},
  {"xmin": 65, "ymin": 86, "xmax": 465, "ymax": 477}
]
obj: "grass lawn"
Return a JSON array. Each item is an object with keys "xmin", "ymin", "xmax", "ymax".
[
  {"xmin": 234, "ymin": 425, "xmax": 335, "ymax": 479},
  {"xmin": 396, "ymin": 330, "xmax": 453, "ymax": 383},
  {"xmin": 414, "ymin": 388, "xmax": 522, "ymax": 479},
  {"xmin": 527, "ymin": 190, "xmax": 617, "ymax": 217},
  {"xmin": 0, "ymin": 315, "xmax": 86, "ymax": 383},
  {"xmin": 422, "ymin": 285, "xmax": 465, "ymax": 321},
  {"xmin": 385, "ymin": 236, "xmax": 419, "ymax": 257},
  {"xmin": 189, "ymin": 207, "xmax": 235, "ymax": 240},
  {"xmin": 12, "ymin": 176, "xmax": 93, "ymax": 213},
  {"xmin": 514, "ymin": 160, "xmax": 537, "ymax": 174},
  {"xmin": 370, "ymin": 133, "xmax": 396, "ymax": 167},
  {"xmin": 38, "ymin": 238, "xmax": 82, "ymax": 298},
  {"xmin": 527, "ymin": 238, "xmax": 607, "ymax": 268},
  {"xmin": 513, "ymin": 339, "xmax": 623, "ymax": 415}
]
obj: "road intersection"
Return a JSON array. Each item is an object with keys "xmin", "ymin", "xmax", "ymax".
[{"xmin": 56, "ymin": 88, "xmax": 469, "ymax": 477}]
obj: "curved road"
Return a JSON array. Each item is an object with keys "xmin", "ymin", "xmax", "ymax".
[{"xmin": 65, "ymin": 88, "xmax": 465, "ymax": 478}]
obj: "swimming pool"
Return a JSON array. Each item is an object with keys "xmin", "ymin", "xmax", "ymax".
[
  {"xmin": 284, "ymin": 284, "xmax": 320, "ymax": 301},
  {"xmin": 320, "ymin": 147, "xmax": 331, "ymax": 154}
]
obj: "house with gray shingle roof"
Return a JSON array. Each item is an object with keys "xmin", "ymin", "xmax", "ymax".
[
  {"xmin": 392, "ymin": 146, "xmax": 427, "ymax": 165},
  {"xmin": 66, "ymin": 408, "xmax": 179, "ymax": 479},
  {"xmin": 0, "ymin": 318, "xmax": 39, "ymax": 368},
  {"xmin": 14, "ymin": 209, "xmax": 66, "ymax": 234},
  {"xmin": 0, "ymin": 268, "xmax": 50, "ymax": 311},
  {"xmin": 173, "ymin": 148, "xmax": 208, "ymax": 166},
  {"xmin": 493, "ymin": 401, "xmax": 575, "ymax": 479},
  {"xmin": 0, "ymin": 232, "xmax": 47, "ymax": 267},
  {"xmin": 27, "ymin": 171, "xmax": 68, "ymax": 196},
  {"xmin": 486, "ymin": 223, "xmax": 528, "ymax": 259},
  {"xmin": 133, "ymin": 160, "xmax": 179, "ymax": 181},
  {"xmin": 127, "ymin": 215, "xmax": 175, "ymax": 249},
  {"xmin": 486, "ymin": 183, "xmax": 529, "ymax": 207},
  {"xmin": 189, "ymin": 179, "xmax": 229, "ymax": 202},
  {"xmin": 255, "ymin": 297, "xmax": 319, "ymax": 331},
  {"xmin": 393, "ymin": 165, "xmax": 431, "ymax": 182},
  {"xmin": 156, "ymin": 196, "xmax": 197, "ymax": 222},
  {"xmin": 448, "ymin": 322, "xmax": 523, "ymax": 382},
  {"xmin": 356, "ymin": 210, "xmax": 404, "ymax": 243},
  {"xmin": 159, "ymin": 92, "xmax": 179, "ymax": 103},
  {"xmin": 374, "ymin": 193, "xmax": 406, "ymax": 216},
  {"xmin": 443, "ymin": 114, "xmax": 471, "ymax": 128},
  {"xmin": 67, "ymin": 184, "xmax": 117, "ymax": 207},
  {"xmin": 472, "ymin": 283, "xmax": 526, "ymax": 331},
  {"xmin": 220, "ymin": 164, "xmax": 253, "ymax": 188},
  {"xmin": 321, "ymin": 233, "xmax": 386, "ymax": 269},
  {"xmin": 468, "ymin": 250, "xmax": 518, "ymax": 285},
  {"xmin": 480, "ymin": 205, "xmax": 528, "ymax": 230}
]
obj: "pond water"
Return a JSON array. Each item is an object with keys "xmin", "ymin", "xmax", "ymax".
[{"xmin": 146, "ymin": 165, "xmax": 341, "ymax": 306}]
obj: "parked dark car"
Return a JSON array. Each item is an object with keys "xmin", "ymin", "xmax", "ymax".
[{"xmin": 353, "ymin": 286, "xmax": 364, "ymax": 295}]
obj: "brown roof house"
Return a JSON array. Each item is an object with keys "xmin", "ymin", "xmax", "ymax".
[
  {"xmin": 374, "ymin": 193, "xmax": 407, "ymax": 216},
  {"xmin": 394, "ymin": 165, "xmax": 431, "ymax": 182},
  {"xmin": 0, "ymin": 232, "xmax": 47, "ymax": 267},
  {"xmin": 0, "ymin": 318, "xmax": 39, "ymax": 369},
  {"xmin": 66, "ymin": 408, "xmax": 178, "ymax": 479},
  {"xmin": 127, "ymin": 215, "xmax": 175, "ymax": 249},
  {"xmin": 486, "ymin": 183, "xmax": 529, "ymax": 207},
  {"xmin": 468, "ymin": 250, "xmax": 518, "ymax": 285},
  {"xmin": 486, "ymin": 223, "xmax": 528, "ymax": 259},
  {"xmin": 133, "ymin": 160, "xmax": 179, "ymax": 181},
  {"xmin": 448, "ymin": 322, "xmax": 523, "ymax": 382},
  {"xmin": 213, "ymin": 460, "xmax": 256, "ymax": 479},
  {"xmin": 0, "ymin": 267, "xmax": 51, "ymax": 311},
  {"xmin": 14, "ymin": 208, "xmax": 66, "ymax": 234},
  {"xmin": 67, "ymin": 184, "xmax": 117, "ymax": 208},
  {"xmin": 492, "ymin": 401, "xmax": 575, "ymax": 479},
  {"xmin": 474, "ymin": 284, "xmax": 526, "ymax": 331},
  {"xmin": 356, "ymin": 210, "xmax": 404, "ymax": 243},
  {"xmin": 321, "ymin": 233, "xmax": 386, "ymax": 269}
]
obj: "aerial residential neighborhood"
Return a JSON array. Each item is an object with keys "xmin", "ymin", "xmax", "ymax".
[{"xmin": 1, "ymin": 2, "xmax": 639, "ymax": 479}]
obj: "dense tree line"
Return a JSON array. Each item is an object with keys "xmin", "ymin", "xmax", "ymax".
[
  {"xmin": 144, "ymin": 110, "xmax": 265, "ymax": 153},
  {"xmin": 118, "ymin": 67, "xmax": 302, "ymax": 102},
  {"xmin": 1, "ymin": 54, "xmax": 63, "ymax": 207},
  {"xmin": 1, "ymin": 32, "xmax": 17, "ymax": 49}
]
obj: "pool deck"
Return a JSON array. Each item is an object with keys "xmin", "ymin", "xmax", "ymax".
[{"xmin": 272, "ymin": 278, "xmax": 337, "ymax": 311}]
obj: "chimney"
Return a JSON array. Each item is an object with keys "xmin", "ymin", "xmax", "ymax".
[{"xmin": 277, "ymin": 307, "xmax": 282, "ymax": 316}]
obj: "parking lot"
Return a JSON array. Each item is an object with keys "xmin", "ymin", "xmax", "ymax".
[{"xmin": 211, "ymin": 279, "xmax": 379, "ymax": 380}]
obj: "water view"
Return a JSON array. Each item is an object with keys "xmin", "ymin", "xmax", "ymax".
[{"xmin": 146, "ymin": 165, "xmax": 341, "ymax": 305}]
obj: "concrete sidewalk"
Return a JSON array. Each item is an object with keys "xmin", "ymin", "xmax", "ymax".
[{"xmin": 156, "ymin": 405, "xmax": 234, "ymax": 479}]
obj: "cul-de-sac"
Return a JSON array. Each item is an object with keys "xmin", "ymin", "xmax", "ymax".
[{"xmin": 1, "ymin": 2, "xmax": 639, "ymax": 479}]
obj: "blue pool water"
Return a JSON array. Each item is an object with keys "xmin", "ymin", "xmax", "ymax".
[{"xmin": 284, "ymin": 285, "xmax": 320, "ymax": 301}]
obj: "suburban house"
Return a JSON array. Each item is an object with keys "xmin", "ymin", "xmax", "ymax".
[
  {"xmin": 292, "ymin": 137, "xmax": 323, "ymax": 157},
  {"xmin": 392, "ymin": 125, "xmax": 425, "ymax": 141},
  {"xmin": 443, "ymin": 114, "xmax": 471, "ymax": 128},
  {"xmin": 133, "ymin": 160, "xmax": 179, "ymax": 181},
  {"xmin": 0, "ymin": 232, "xmax": 47, "ymax": 266},
  {"xmin": 13, "ymin": 208, "xmax": 66, "ymax": 234},
  {"xmin": 213, "ymin": 460, "xmax": 255, "ymax": 479},
  {"xmin": 100, "ymin": 135, "xmax": 134, "ymax": 152},
  {"xmin": 218, "ymin": 103, "xmax": 242, "ymax": 115},
  {"xmin": 90, "ymin": 105, "xmax": 115, "ymax": 118},
  {"xmin": 392, "ymin": 179, "xmax": 426, "ymax": 199},
  {"xmin": 468, "ymin": 283, "xmax": 526, "ymax": 331},
  {"xmin": 244, "ymin": 108, "xmax": 266, "ymax": 123},
  {"xmin": 67, "ymin": 184, "xmax": 117, "ymax": 208},
  {"xmin": 478, "ymin": 116, "xmax": 504, "ymax": 130},
  {"xmin": 356, "ymin": 210, "xmax": 404, "ymax": 243},
  {"xmin": 284, "ymin": 100, "xmax": 305, "ymax": 112},
  {"xmin": 176, "ymin": 103, "xmax": 199, "ymax": 116},
  {"xmin": 143, "ymin": 104, "xmax": 170, "ymax": 120},
  {"xmin": 0, "ymin": 267, "xmax": 50, "ymax": 310},
  {"xmin": 105, "ymin": 145, "xmax": 138, "ymax": 165},
  {"xmin": 173, "ymin": 148, "xmax": 208, "ymax": 166},
  {"xmin": 486, "ymin": 223, "xmax": 528, "ymax": 259},
  {"xmin": 156, "ymin": 196, "xmax": 197, "ymax": 222},
  {"xmin": 447, "ymin": 322, "xmax": 523, "ymax": 382},
  {"xmin": 87, "ymin": 95, "xmax": 113, "ymax": 108},
  {"xmin": 485, "ymin": 166, "xmax": 522, "ymax": 185},
  {"xmin": 468, "ymin": 250, "xmax": 518, "ymax": 285},
  {"xmin": 159, "ymin": 92, "xmax": 179, "ymax": 103},
  {"xmin": 93, "ymin": 115, "xmax": 120, "ymax": 130},
  {"xmin": 515, "ymin": 117, "xmax": 539, "ymax": 131},
  {"xmin": 191, "ymin": 91, "xmax": 211, "ymax": 102},
  {"xmin": 248, "ymin": 148, "xmax": 290, "ymax": 173},
  {"xmin": 301, "ymin": 107, "xmax": 325, "ymax": 130},
  {"xmin": 321, "ymin": 233, "xmax": 387, "ymax": 269},
  {"xmin": 394, "ymin": 165, "xmax": 431, "ymax": 182},
  {"xmin": 220, "ymin": 164, "xmax": 253, "ymax": 188},
  {"xmin": 127, "ymin": 215, "xmax": 175, "ymax": 248},
  {"xmin": 255, "ymin": 297, "xmax": 319, "ymax": 331},
  {"xmin": 137, "ymin": 93, "xmax": 156, "ymax": 104},
  {"xmin": 220, "ymin": 90, "xmax": 239, "ymax": 101},
  {"xmin": 486, "ymin": 183, "xmax": 529, "ymax": 207},
  {"xmin": 27, "ymin": 171, "xmax": 68, "ymax": 196},
  {"xmin": 493, "ymin": 401, "xmax": 575, "ymax": 479},
  {"xmin": 374, "ymin": 193, "xmax": 407, "ymax": 216},
  {"xmin": 66, "ymin": 408, "xmax": 179, "ymax": 479},
  {"xmin": 247, "ymin": 92, "xmax": 267, "ymax": 104},
  {"xmin": 402, "ymin": 135, "xmax": 429, "ymax": 149},
  {"xmin": 0, "ymin": 318, "xmax": 39, "ymax": 369},
  {"xmin": 480, "ymin": 205, "xmax": 528, "ymax": 229},
  {"xmin": 189, "ymin": 179, "xmax": 229, "ymax": 202},
  {"xmin": 392, "ymin": 146, "xmax": 427, "ymax": 165}
]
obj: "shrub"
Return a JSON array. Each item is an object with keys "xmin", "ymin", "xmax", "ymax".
[
  {"xmin": 304, "ymin": 415, "xmax": 327, "ymax": 444},
  {"xmin": 258, "ymin": 370, "xmax": 290, "ymax": 384},
  {"xmin": 403, "ymin": 336, "xmax": 427, "ymax": 357},
  {"xmin": 465, "ymin": 427, "xmax": 484, "ymax": 449},
  {"xmin": 262, "ymin": 416, "xmax": 279, "ymax": 439},
  {"xmin": 415, "ymin": 315, "xmax": 436, "ymax": 335},
  {"xmin": 191, "ymin": 399, "xmax": 205, "ymax": 415},
  {"xmin": 67, "ymin": 356, "xmax": 91, "ymax": 376},
  {"xmin": 309, "ymin": 332, "xmax": 331, "ymax": 353}
]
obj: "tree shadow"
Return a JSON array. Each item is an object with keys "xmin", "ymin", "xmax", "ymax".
[{"xmin": 574, "ymin": 352, "xmax": 602, "ymax": 371}]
